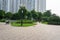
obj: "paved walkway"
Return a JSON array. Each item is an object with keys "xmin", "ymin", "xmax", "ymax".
[{"xmin": 0, "ymin": 22, "xmax": 60, "ymax": 40}]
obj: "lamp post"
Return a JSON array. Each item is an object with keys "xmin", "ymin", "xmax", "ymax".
[{"xmin": 21, "ymin": 10, "xmax": 23, "ymax": 26}]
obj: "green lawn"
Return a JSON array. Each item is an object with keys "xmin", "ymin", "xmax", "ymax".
[
  {"xmin": 11, "ymin": 22, "xmax": 36, "ymax": 27},
  {"xmin": 41, "ymin": 22, "xmax": 48, "ymax": 24}
]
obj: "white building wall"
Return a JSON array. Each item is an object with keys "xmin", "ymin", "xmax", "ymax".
[
  {"xmin": 0, "ymin": 0, "xmax": 46, "ymax": 13},
  {"xmin": 35, "ymin": 0, "xmax": 46, "ymax": 12},
  {"xmin": 0, "ymin": 0, "xmax": 1, "ymax": 10}
]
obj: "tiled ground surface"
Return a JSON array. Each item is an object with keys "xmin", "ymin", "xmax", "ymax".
[{"xmin": 0, "ymin": 22, "xmax": 60, "ymax": 40}]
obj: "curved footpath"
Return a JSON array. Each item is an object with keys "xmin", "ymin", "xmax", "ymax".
[{"xmin": 0, "ymin": 22, "xmax": 60, "ymax": 40}]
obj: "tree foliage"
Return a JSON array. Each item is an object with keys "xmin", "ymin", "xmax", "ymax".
[
  {"xmin": 26, "ymin": 12, "xmax": 32, "ymax": 20},
  {"xmin": 11, "ymin": 13, "xmax": 20, "ymax": 20},
  {"xmin": 43, "ymin": 10, "xmax": 51, "ymax": 17},
  {"xmin": 0, "ymin": 10, "xmax": 5, "ymax": 19},
  {"xmin": 48, "ymin": 14, "xmax": 60, "ymax": 25},
  {"xmin": 18, "ymin": 6, "xmax": 27, "ymax": 19},
  {"xmin": 31, "ymin": 10, "xmax": 38, "ymax": 21},
  {"xmin": 37, "ymin": 12, "xmax": 42, "ymax": 22},
  {"xmin": 5, "ymin": 12, "xmax": 12, "ymax": 20}
]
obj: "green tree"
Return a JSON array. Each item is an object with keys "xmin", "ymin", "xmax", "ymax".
[
  {"xmin": 48, "ymin": 14, "xmax": 60, "ymax": 25},
  {"xmin": 43, "ymin": 10, "xmax": 51, "ymax": 17},
  {"xmin": 11, "ymin": 13, "xmax": 20, "ymax": 20},
  {"xmin": 31, "ymin": 9, "xmax": 37, "ymax": 21},
  {"xmin": 0, "ymin": 10, "xmax": 5, "ymax": 19},
  {"xmin": 5, "ymin": 12, "xmax": 12, "ymax": 20},
  {"xmin": 27, "ymin": 12, "xmax": 32, "ymax": 20},
  {"xmin": 18, "ymin": 6, "xmax": 27, "ymax": 19},
  {"xmin": 42, "ymin": 10, "xmax": 52, "ymax": 22},
  {"xmin": 37, "ymin": 12, "xmax": 42, "ymax": 22}
]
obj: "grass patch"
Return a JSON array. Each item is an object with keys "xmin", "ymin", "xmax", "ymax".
[
  {"xmin": 41, "ymin": 22, "xmax": 48, "ymax": 24},
  {"xmin": 11, "ymin": 20, "xmax": 36, "ymax": 27}
]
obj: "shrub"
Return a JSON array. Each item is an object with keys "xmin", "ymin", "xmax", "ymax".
[
  {"xmin": 48, "ymin": 15, "xmax": 60, "ymax": 25},
  {"xmin": 0, "ymin": 19, "xmax": 5, "ymax": 22}
]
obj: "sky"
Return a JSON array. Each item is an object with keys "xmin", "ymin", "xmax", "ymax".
[{"xmin": 46, "ymin": 0, "xmax": 60, "ymax": 16}]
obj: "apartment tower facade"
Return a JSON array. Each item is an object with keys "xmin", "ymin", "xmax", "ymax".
[{"xmin": 0, "ymin": 0, "xmax": 46, "ymax": 12}]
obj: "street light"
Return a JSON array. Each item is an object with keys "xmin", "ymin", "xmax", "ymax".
[{"xmin": 21, "ymin": 10, "xmax": 23, "ymax": 26}]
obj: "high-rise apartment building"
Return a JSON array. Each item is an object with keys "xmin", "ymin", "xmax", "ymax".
[
  {"xmin": 35, "ymin": 0, "xmax": 46, "ymax": 12},
  {"xmin": 26, "ymin": 0, "xmax": 35, "ymax": 11},
  {"xmin": 0, "ymin": 0, "xmax": 1, "ymax": 10},
  {"xmin": 9, "ymin": 0, "xmax": 15, "ymax": 12},
  {"xmin": 14, "ymin": 0, "xmax": 19, "ymax": 12},
  {"xmin": 0, "ymin": 0, "xmax": 46, "ymax": 13},
  {"xmin": 0, "ymin": 0, "xmax": 8, "ymax": 12},
  {"xmin": 40, "ymin": 0, "xmax": 46, "ymax": 12}
]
